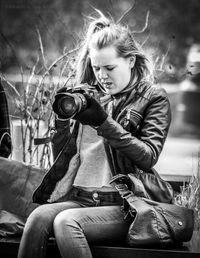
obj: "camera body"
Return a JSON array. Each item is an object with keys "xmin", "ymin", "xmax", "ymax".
[{"xmin": 53, "ymin": 84, "xmax": 99, "ymax": 119}]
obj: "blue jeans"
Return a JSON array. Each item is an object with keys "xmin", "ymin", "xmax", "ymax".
[{"xmin": 17, "ymin": 187, "xmax": 131, "ymax": 258}]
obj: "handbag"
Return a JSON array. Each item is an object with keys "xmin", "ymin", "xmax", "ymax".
[
  {"xmin": 127, "ymin": 194, "xmax": 194, "ymax": 246},
  {"xmin": 110, "ymin": 174, "xmax": 194, "ymax": 246},
  {"xmin": 110, "ymin": 168, "xmax": 174, "ymax": 204}
]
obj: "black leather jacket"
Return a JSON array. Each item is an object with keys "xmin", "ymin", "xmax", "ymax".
[{"xmin": 33, "ymin": 82, "xmax": 171, "ymax": 204}]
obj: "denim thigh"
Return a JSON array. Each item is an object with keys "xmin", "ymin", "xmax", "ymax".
[
  {"xmin": 17, "ymin": 201, "xmax": 82, "ymax": 258},
  {"xmin": 54, "ymin": 205, "xmax": 130, "ymax": 245}
]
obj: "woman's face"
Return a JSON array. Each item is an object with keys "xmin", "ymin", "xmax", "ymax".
[{"xmin": 89, "ymin": 45, "xmax": 134, "ymax": 95}]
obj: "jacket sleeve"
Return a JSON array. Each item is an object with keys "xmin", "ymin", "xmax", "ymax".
[{"xmin": 97, "ymin": 87, "xmax": 171, "ymax": 171}]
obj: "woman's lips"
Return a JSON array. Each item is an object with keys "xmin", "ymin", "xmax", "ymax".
[{"xmin": 102, "ymin": 82, "xmax": 112, "ymax": 89}]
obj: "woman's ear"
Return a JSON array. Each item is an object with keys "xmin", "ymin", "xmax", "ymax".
[{"xmin": 129, "ymin": 56, "xmax": 136, "ymax": 68}]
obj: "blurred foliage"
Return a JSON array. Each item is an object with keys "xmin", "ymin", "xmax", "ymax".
[
  {"xmin": 174, "ymin": 157, "xmax": 200, "ymax": 231},
  {"xmin": 0, "ymin": 0, "xmax": 200, "ymax": 82},
  {"xmin": 1, "ymin": 45, "xmax": 77, "ymax": 166}
]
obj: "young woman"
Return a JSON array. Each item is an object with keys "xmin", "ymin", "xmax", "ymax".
[{"xmin": 18, "ymin": 11, "xmax": 171, "ymax": 258}]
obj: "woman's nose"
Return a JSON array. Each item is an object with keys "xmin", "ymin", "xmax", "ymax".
[{"xmin": 99, "ymin": 69, "xmax": 108, "ymax": 80}]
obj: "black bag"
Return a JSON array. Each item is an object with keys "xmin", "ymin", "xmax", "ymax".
[
  {"xmin": 110, "ymin": 174, "xmax": 194, "ymax": 246},
  {"xmin": 125, "ymin": 195, "xmax": 194, "ymax": 246}
]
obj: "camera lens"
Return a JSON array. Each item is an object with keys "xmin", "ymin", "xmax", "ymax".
[
  {"xmin": 59, "ymin": 95, "xmax": 78, "ymax": 118},
  {"xmin": 53, "ymin": 90, "xmax": 88, "ymax": 119}
]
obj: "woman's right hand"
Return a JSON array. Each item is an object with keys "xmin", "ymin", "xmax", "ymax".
[{"xmin": 73, "ymin": 94, "xmax": 108, "ymax": 127}]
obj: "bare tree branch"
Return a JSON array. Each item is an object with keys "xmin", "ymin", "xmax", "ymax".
[
  {"xmin": 0, "ymin": 74, "xmax": 21, "ymax": 98},
  {"xmin": 26, "ymin": 55, "xmax": 40, "ymax": 104},
  {"xmin": 36, "ymin": 26, "xmax": 48, "ymax": 70},
  {"xmin": 29, "ymin": 47, "xmax": 78, "ymax": 109},
  {"xmin": 117, "ymin": 2, "xmax": 136, "ymax": 24},
  {"xmin": 131, "ymin": 10, "xmax": 150, "ymax": 34}
]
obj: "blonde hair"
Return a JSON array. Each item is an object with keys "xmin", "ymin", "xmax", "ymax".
[{"xmin": 75, "ymin": 10, "xmax": 152, "ymax": 87}]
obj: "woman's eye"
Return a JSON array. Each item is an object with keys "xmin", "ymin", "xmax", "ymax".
[
  {"xmin": 93, "ymin": 67, "xmax": 100, "ymax": 72},
  {"xmin": 107, "ymin": 67, "xmax": 114, "ymax": 71}
]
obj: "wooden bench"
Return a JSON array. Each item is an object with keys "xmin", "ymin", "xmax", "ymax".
[{"xmin": 0, "ymin": 235, "xmax": 200, "ymax": 258}]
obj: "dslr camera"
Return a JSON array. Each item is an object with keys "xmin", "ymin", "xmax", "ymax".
[{"xmin": 53, "ymin": 84, "xmax": 99, "ymax": 119}]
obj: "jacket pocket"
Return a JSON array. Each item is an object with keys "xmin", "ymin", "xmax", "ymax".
[{"xmin": 120, "ymin": 109, "xmax": 143, "ymax": 134}]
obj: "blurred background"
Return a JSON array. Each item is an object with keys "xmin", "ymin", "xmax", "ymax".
[{"xmin": 0, "ymin": 0, "xmax": 200, "ymax": 179}]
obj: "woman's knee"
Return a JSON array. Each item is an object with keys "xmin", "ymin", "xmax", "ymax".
[
  {"xmin": 53, "ymin": 209, "xmax": 81, "ymax": 232},
  {"xmin": 25, "ymin": 204, "xmax": 55, "ymax": 229}
]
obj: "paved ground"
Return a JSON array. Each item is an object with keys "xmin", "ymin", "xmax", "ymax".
[
  {"xmin": 157, "ymin": 82, "xmax": 200, "ymax": 181},
  {"xmin": 155, "ymin": 135, "xmax": 200, "ymax": 181}
]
